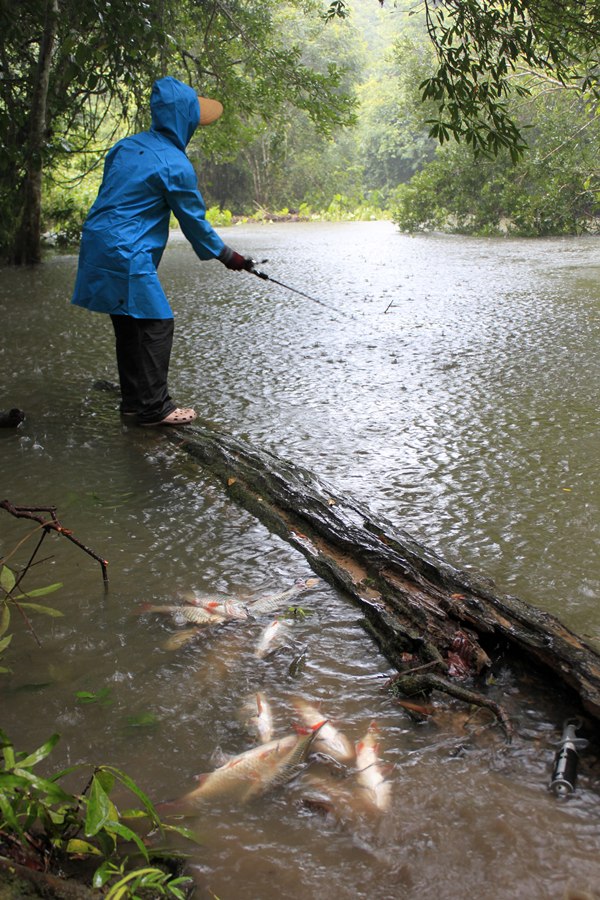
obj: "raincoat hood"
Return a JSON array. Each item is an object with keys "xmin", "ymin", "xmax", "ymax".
[
  {"xmin": 150, "ymin": 76, "xmax": 200, "ymax": 150},
  {"xmin": 71, "ymin": 73, "xmax": 226, "ymax": 320}
]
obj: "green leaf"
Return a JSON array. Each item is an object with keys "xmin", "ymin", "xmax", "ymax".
[
  {"xmin": 65, "ymin": 838, "xmax": 103, "ymax": 856},
  {"xmin": 0, "ymin": 634, "xmax": 12, "ymax": 654},
  {"xmin": 12, "ymin": 768, "xmax": 73, "ymax": 803},
  {"xmin": 75, "ymin": 687, "xmax": 112, "ymax": 705},
  {"xmin": 124, "ymin": 712, "xmax": 159, "ymax": 728},
  {"xmin": 0, "ymin": 789, "xmax": 22, "ymax": 835},
  {"xmin": 13, "ymin": 582, "xmax": 63, "ymax": 599},
  {"xmin": 18, "ymin": 733, "xmax": 61, "ymax": 769},
  {"xmin": 100, "ymin": 766, "xmax": 160, "ymax": 826},
  {"xmin": 104, "ymin": 819, "xmax": 149, "ymax": 860},
  {"xmin": 85, "ymin": 775, "xmax": 112, "ymax": 836},
  {"xmin": 93, "ymin": 859, "xmax": 120, "ymax": 889},
  {"xmin": 0, "ymin": 731, "xmax": 15, "ymax": 769},
  {"xmin": 0, "ymin": 603, "xmax": 10, "ymax": 637},
  {"xmin": 0, "ymin": 566, "xmax": 15, "ymax": 594},
  {"xmin": 15, "ymin": 602, "xmax": 63, "ymax": 617}
]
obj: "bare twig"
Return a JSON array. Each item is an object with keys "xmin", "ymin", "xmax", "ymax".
[
  {"xmin": 0, "ymin": 500, "xmax": 109, "ymax": 584},
  {"xmin": 387, "ymin": 671, "xmax": 513, "ymax": 742}
]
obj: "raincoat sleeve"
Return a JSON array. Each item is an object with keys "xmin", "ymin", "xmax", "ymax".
[{"xmin": 164, "ymin": 156, "xmax": 225, "ymax": 261}]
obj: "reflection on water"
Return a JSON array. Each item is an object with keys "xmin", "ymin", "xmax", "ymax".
[{"xmin": 1, "ymin": 222, "xmax": 600, "ymax": 898}]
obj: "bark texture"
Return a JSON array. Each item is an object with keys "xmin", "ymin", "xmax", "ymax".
[
  {"xmin": 166, "ymin": 423, "xmax": 600, "ymax": 726},
  {"xmin": 11, "ymin": 0, "xmax": 59, "ymax": 265}
]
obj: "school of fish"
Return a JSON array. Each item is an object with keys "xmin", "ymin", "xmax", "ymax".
[{"xmin": 143, "ymin": 578, "xmax": 394, "ymax": 823}]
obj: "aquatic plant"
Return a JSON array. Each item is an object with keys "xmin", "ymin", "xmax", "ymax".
[
  {"xmin": 0, "ymin": 508, "xmax": 194, "ymax": 896},
  {"xmin": 0, "ymin": 729, "xmax": 194, "ymax": 898},
  {"xmin": 0, "ymin": 562, "xmax": 64, "ymax": 672}
]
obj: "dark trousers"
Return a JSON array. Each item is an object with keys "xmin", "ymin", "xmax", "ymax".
[{"xmin": 110, "ymin": 315, "xmax": 176, "ymax": 424}]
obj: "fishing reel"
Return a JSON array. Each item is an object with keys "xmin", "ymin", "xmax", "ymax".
[{"xmin": 549, "ymin": 717, "xmax": 588, "ymax": 798}]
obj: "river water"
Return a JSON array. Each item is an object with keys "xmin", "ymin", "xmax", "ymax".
[{"xmin": 1, "ymin": 221, "xmax": 599, "ymax": 898}]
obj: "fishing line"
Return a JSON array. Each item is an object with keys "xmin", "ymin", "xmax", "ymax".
[{"xmin": 248, "ymin": 260, "xmax": 360, "ymax": 324}]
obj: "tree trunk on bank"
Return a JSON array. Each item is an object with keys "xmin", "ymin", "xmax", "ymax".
[
  {"xmin": 11, "ymin": 0, "xmax": 58, "ymax": 265},
  {"xmin": 166, "ymin": 423, "xmax": 600, "ymax": 730}
]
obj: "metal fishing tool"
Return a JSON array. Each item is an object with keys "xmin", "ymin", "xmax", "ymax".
[
  {"xmin": 248, "ymin": 260, "xmax": 359, "ymax": 322},
  {"xmin": 549, "ymin": 717, "xmax": 588, "ymax": 797}
]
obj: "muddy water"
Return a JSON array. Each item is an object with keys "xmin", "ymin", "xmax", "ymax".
[{"xmin": 1, "ymin": 221, "xmax": 599, "ymax": 898}]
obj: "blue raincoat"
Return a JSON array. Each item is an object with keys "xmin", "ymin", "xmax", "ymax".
[{"xmin": 71, "ymin": 77, "xmax": 225, "ymax": 319}]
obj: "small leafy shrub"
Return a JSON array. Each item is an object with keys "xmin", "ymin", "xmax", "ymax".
[{"xmin": 0, "ymin": 729, "xmax": 194, "ymax": 898}]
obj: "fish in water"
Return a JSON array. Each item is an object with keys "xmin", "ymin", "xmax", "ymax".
[
  {"xmin": 355, "ymin": 721, "xmax": 392, "ymax": 813},
  {"xmin": 301, "ymin": 773, "xmax": 366, "ymax": 826},
  {"xmin": 159, "ymin": 721, "xmax": 326, "ymax": 814},
  {"xmin": 140, "ymin": 603, "xmax": 226, "ymax": 627},
  {"xmin": 181, "ymin": 591, "xmax": 248, "ymax": 620},
  {"xmin": 293, "ymin": 699, "xmax": 354, "ymax": 764},
  {"xmin": 162, "ymin": 627, "xmax": 209, "ymax": 651},
  {"xmin": 246, "ymin": 578, "xmax": 321, "ymax": 616},
  {"xmin": 193, "ymin": 598, "xmax": 248, "ymax": 620},
  {"xmin": 241, "ymin": 692, "xmax": 274, "ymax": 744},
  {"xmin": 254, "ymin": 619, "xmax": 291, "ymax": 658}
]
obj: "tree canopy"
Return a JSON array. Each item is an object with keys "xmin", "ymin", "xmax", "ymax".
[
  {"xmin": 328, "ymin": 0, "xmax": 600, "ymax": 159},
  {"xmin": 417, "ymin": 0, "xmax": 600, "ymax": 159},
  {"xmin": 3, "ymin": 0, "xmax": 600, "ymax": 263},
  {"xmin": 0, "ymin": 0, "xmax": 355, "ymax": 264}
]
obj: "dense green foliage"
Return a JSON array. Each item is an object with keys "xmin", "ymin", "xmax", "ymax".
[
  {"xmin": 417, "ymin": 0, "xmax": 600, "ymax": 160},
  {"xmin": 0, "ymin": 728, "xmax": 193, "ymax": 897},
  {"xmin": 3, "ymin": 0, "xmax": 600, "ymax": 257},
  {"xmin": 1, "ymin": 526, "xmax": 195, "ymax": 898},
  {"xmin": 1, "ymin": 0, "xmax": 356, "ymax": 262},
  {"xmin": 390, "ymin": 86, "xmax": 600, "ymax": 236}
]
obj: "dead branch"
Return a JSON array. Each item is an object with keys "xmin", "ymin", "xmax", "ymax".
[{"xmin": 0, "ymin": 500, "xmax": 109, "ymax": 584}]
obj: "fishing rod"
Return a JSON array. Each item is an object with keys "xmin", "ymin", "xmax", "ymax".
[{"xmin": 248, "ymin": 260, "xmax": 359, "ymax": 323}]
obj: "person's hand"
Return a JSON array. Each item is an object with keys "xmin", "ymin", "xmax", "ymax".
[{"xmin": 218, "ymin": 246, "xmax": 254, "ymax": 271}]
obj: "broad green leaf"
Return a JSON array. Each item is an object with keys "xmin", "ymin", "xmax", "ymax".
[
  {"xmin": 163, "ymin": 821, "xmax": 200, "ymax": 843},
  {"xmin": 94, "ymin": 768, "xmax": 116, "ymax": 796},
  {"xmin": 18, "ymin": 733, "xmax": 61, "ymax": 768},
  {"xmin": 0, "ymin": 566, "xmax": 15, "ymax": 594},
  {"xmin": 93, "ymin": 859, "xmax": 119, "ymax": 889},
  {"xmin": 0, "ymin": 603, "xmax": 10, "ymax": 636},
  {"xmin": 12, "ymin": 768, "xmax": 74, "ymax": 803},
  {"xmin": 85, "ymin": 775, "xmax": 112, "ymax": 836},
  {"xmin": 15, "ymin": 602, "xmax": 64, "ymax": 617},
  {"xmin": 1, "ymin": 734, "xmax": 16, "ymax": 769},
  {"xmin": 0, "ymin": 790, "xmax": 22, "ymax": 834},
  {"xmin": 0, "ymin": 634, "xmax": 12, "ymax": 654},
  {"xmin": 100, "ymin": 765, "xmax": 158, "ymax": 822},
  {"xmin": 104, "ymin": 819, "xmax": 149, "ymax": 860},
  {"xmin": 14, "ymin": 582, "xmax": 63, "ymax": 599},
  {"xmin": 65, "ymin": 838, "xmax": 103, "ymax": 856}
]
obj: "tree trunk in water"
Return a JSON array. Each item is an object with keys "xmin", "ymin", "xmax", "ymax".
[
  {"xmin": 165, "ymin": 423, "xmax": 600, "ymax": 729},
  {"xmin": 11, "ymin": 0, "xmax": 58, "ymax": 265}
]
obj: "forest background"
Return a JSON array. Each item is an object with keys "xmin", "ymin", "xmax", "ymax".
[{"xmin": 3, "ymin": 0, "xmax": 600, "ymax": 266}]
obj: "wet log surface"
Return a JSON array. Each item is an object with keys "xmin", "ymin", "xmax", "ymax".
[{"xmin": 166, "ymin": 423, "xmax": 600, "ymax": 731}]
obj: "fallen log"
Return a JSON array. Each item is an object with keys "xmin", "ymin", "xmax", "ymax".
[{"xmin": 165, "ymin": 422, "xmax": 600, "ymax": 730}]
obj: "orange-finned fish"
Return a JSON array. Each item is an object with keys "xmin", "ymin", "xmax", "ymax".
[
  {"xmin": 140, "ymin": 603, "xmax": 225, "ymax": 626},
  {"xmin": 254, "ymin": 619, "xmax": 290, "ymax": 658},
  {"xmin": 159, "ymin": 721, "xmax": 326, "ymax": 814},
  {"xmin": 242, "ymin": 692, "xmax": 274, "ymax": 744},
  {"xmin": 181, "ymin": 592, "xmax": 248, "ymax": 620},
  {"xmin": 292, "ymin": 699, "xmax": 354, "ymax": 764},
  {"xmin": 355, "ymin": 721, "xmax": 392, "ymax": 813}
]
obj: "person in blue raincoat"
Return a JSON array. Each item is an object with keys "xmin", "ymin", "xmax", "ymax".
[{"xmin": 72, "ymin": 76, "xmax": 254, "ymax": 426}]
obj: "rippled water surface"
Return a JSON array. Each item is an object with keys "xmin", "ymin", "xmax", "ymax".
[{"xmin": 1, "ymin": 221, "xmax": 599, "ymax": 899}]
